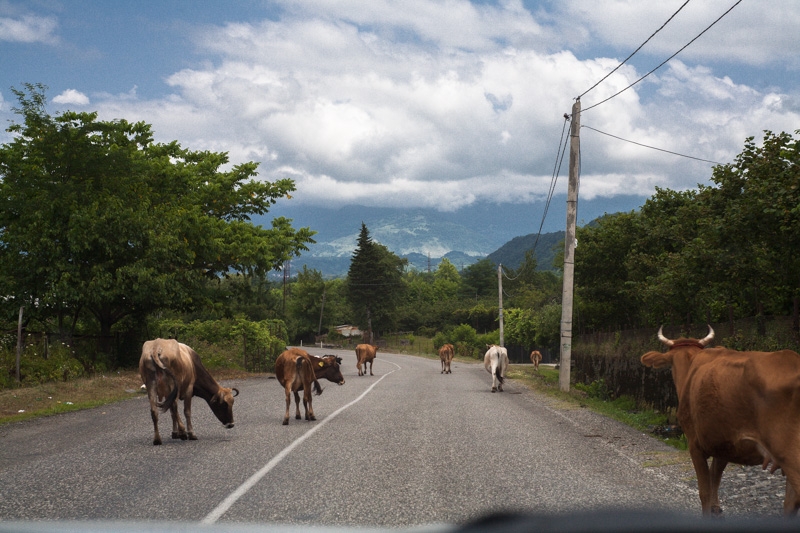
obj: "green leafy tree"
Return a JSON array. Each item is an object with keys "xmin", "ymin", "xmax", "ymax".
[
  {"xmin": 433, "ymin": 258, "xmax": 461, "ymax": 301},
  {"xmin": 286, "ymin": 266, "xmax": 326, "ymax": 341},
  {"xmin": 461, "ymin": 258, "xmax": 496, "ymax": 299},
  {"xmin": 0, "ymin": 84, "xmax": 315, "ymax": 347},
  {"xmin": 346, "ymin": 223, "xmax": 406, "ymax": 336}
]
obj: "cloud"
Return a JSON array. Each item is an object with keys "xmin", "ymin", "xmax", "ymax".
[
  {"xmin": 557, "ymin": 0, "xmax": 800, "ymax": 68},
  {"xmin": 52, "ymin": 89, "xmax": 90, "ymax": 106},
  {"xmin": 78, "ymin": 1, "xmax": 799, "ymax": 212},
  {"xmin": 0, "ymin": 14, "xmax": 58, "ymax": 44}
]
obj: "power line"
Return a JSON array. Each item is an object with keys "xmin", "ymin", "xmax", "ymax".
[
  {"xmin": 582, "ymin": 124, "xmax": 723, "ymax": 164},
  {"xmin": 582, "ymin": 0, "xmax": 744, "ymax": 113},
  {"xmin": 578, "ymin": 0, "xmax": 692, "ymax": 100},
  {"xmin": 530, "ymin": 114, "xmax": 571, "ymax": 258}
]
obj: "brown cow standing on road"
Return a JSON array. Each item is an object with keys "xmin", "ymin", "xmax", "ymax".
[
  {"xmin": 139, "ymin": 339, "xmax": 238, "ymax": 446},
  {"xmin": 277, "ymin": 350, "xmax": 345, "ymax": 388},
  {"xmin": 355, "ymin": 343, "xmax": 377, "ymax": 376},
  {"xmin": 641, "ymin": 326, "xmax": 800, "ymax": 516},
  {"xmin": 439, "ymin": 343, "xmax": 454, "ymax": 374},
  {"xmin": 275, "ymin": 348, "xmax": 322, "ymax": 425},
  {"xmin": 530, "ymin": 350, "xmax": 542, "ymax": 371}
]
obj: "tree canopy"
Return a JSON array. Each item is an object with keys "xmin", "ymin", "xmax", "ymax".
[
  {"xmin": 0, "ymin": 84, "xmax": 315, "ymax": 339},
  {"xmin": 346, "ymin": 223, "xmax": 406, "ymax": 336}
]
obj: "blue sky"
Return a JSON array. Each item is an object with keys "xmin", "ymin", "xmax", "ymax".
[{"xmin": 2, "ymin": 0, "xmax": 798, "ymax": 214}]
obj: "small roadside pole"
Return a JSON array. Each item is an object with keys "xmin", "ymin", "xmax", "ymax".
[
  {"xmin": 559, "ymin": 98, "xmax": 581, "ymax": 392},
  {"xmin": 498, "ymin": 264, "xmax": 504, "ymax": 347},
  {"xmin": 16, "ymin": 305, "xmax": 24, "ymax": 383}
]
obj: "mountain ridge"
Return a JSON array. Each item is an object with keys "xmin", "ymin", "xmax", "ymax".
[{"xmin": 258, "ymin": 196, "xmax": 645, "ymax": 277}]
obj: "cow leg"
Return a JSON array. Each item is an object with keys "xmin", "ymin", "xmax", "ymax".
[
  {"xmin": 303, "ymin": 388, "xmax": 316, "ymax": 421},
  {"xmin": 283, "ymin": 385, "xmax": 292, "ymax": 425},
  {"xmin": 146, "ymin": 386, "xmax": 162, "ymax": 445},
  {"xmin": 368, "ymin": 360, "xmax": 373, "ymax": 376},
  {"xmin": 689, "ymin": 448, "xmax": 717, "ymax": 515},
  {"xmin": 293, "ymin": 390, "xmax": 302, "ymax": 420},
  {"xmin": 781, "ymin": 465, "xmax": 800, "ymax": 515},
  {"xmin": 170, "ymin": 401, "xmax": 188, "ymax": 440},
  {"xmin": 707, "ymin": 457, "xmax": 727, "ymax": 515},
  {"xmin": 183, "ymin": 394, "xmax": 197, "ymax": 440},
  {"xmin": 357, "ymin": 361, "xmax": 363, "ymax": 376}
]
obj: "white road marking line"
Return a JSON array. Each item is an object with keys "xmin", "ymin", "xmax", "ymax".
[{"xmin": 202, "ymin": 360, "xmax": 401, "ymax": 524}]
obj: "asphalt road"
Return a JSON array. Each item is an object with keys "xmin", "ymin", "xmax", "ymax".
[{"xmin": 0, "ymin": 347, "xmax": 703, "ymax": 528}]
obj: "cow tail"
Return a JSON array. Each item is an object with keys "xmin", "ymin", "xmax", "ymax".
[
  {"xmin": 495, "ymin": 366, "xmax": 505, "ymax": 385},
  {"xmin": 153, "ymin": 350, "xmax": 178, "ymax": 413}
]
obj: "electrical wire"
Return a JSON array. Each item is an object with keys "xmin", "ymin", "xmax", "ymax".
[
  {"xmin": 530, "ymin": 114, "xmax": 571, "ymax": 258},
  {"xmin": 582, "ymin": 0, "xmax": 744, "ymax": 113},
  {"xmin": 578, "ymin": 0, "xmax": 692, "ymax": 100},
  {"xmin": 582, "ymin": 124, "xmax": 723, "ymax": 164}
]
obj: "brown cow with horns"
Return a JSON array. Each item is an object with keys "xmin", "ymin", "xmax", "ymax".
[
  {"xmin": 139, "ymin": 339, "xmax": 238, "ymax": 445},
  {"xmin": 641, "ymin": 325, "xmax": 800, "ymax": 516}
]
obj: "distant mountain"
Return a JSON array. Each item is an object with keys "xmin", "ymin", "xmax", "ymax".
[
  {"xmin": 487, "ymin": 231, "xmax": 565, "ymax": 271},
  {"xmin": 257, "ymin": 196, "xmax": 645, "ymax": 277}
]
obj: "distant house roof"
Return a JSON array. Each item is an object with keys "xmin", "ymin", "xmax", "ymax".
[{"xmin": 334, "ymin": 325, "xmax": 362, "ymax": 337}]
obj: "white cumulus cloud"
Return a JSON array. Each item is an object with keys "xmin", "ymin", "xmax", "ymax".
[
  {"xmin": 0, "ymin": 15, "xmax": 57, "ymax": 44},
  {"xmin": 52, "ymin": 89, "xmax": 90, "ymax": 106}
]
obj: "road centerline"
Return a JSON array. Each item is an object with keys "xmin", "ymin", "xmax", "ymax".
[{"xmin": 202, "ymin": 360, "xmax": 401, "ymax": 524}]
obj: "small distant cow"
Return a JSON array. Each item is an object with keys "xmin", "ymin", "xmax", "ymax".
[
  {"xmin": 139, "ymin": 339, "xmax": 238, "ymax": 446},
  {"xmin": 355, "ymin": 344, "xmax": 377, "ymax": 376},
  {"xmin": 484, "ymin": 345, "xmax": 509, "ymax": 393},
  {"xmin": 530, "ymin": 350, "xmax": 542, "ymax": 370},
  {"xmin": 439, "ymin": 343, "xmax": 454, "ymax": 374},
  {"xmin": 275, "ymin": 348, "xmax": 324, "ymax": 425}
]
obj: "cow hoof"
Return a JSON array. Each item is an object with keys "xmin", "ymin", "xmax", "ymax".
[
  {"xmin": 711, "ymin": 506, "xmax": 723, "ymax": 516},
  {"xmin": 295, "ymin": 414, "xmax": 301, "ymax": 420},
  {"xmin": 153, "ymin": 438, "xmax": 162, "ymax": 446},
  {"xmin": 491, "ymin": 387, "xmax": 497, "ymax": 393},
  {"xmin": 282, "ymin": 419, "xmax": 289, "ymax": 426},
  {"xmin": 188, "ymin": 434, "xmax": 197, "ymax": 441}
]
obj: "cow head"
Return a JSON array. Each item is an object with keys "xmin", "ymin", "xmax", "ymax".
[
  {"xmin": 209, "ymin": 386, "xmax": 238, "ymax": 428},
  {"xmin": 641, "ymin": 325, "xmax": 714, "ymax": 371},
  {"xmin": 317, "ymin": 355, "xmax": 345, "ymax": 385}
]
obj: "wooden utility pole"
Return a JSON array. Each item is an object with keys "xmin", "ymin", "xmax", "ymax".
[
  {"xmin": 498, "ymin": 264, "xmax": 504, "ymax": 347},
  {"xmin": 318, "ymin": 289, "xmax": 326, "ymax": 336},
  {"xmin": 560, "ymin": 99, "xmax": 581, "ymax": 392}
]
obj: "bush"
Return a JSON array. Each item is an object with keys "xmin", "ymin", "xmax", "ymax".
[
  {"xmin": 150, "ymin": 317, "xmax": 288, "ymax": 372},
  {"xmin": 1, "ymin": 341, "xmax": 85, "ymax": 389}
]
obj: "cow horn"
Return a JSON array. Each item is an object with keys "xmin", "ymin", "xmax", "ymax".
[
  {"xmin": 232, "ymin": 387, "xmax": 240, "ymax": 397},
  {"xmin": 699, "ymin": 325, "xmax": 715, "ymax": 347},
  {"xmin": 657, "ymin": 326, "xmax": 674, "ymax": 347}
]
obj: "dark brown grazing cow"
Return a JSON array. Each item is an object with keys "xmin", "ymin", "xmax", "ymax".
[
  {"xmin": 530, "ymin": 350, "xmax": 542, "ymax": 370},
  {"xmin": 641, "ymin": 325, "xmax": 800, "ymax": 516},
  {"xmin": 355, "ymin": 343, "xmax": 377, "ymax": 376},
  {"xmin": 274, "ymin": 348, "xmax": 344, "ymax": 425},
  {"xmin": 139, "ymin": 339, "xmax": 238, "ymax": 446},
  {"xmin": 439, "ymin": 343, "xmax": 454, "ymax": 374},
  {"xmin": 284, "ymin": 351, "xmax": 345, "ymax": 388}
]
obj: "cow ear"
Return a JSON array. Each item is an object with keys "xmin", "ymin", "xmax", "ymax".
[{"xmin": 641, "ymin": 351, "xmax": 673, "ymax": 369}]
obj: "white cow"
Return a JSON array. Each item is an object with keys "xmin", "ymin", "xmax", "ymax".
[{"xmin": 484, "ymin": 345, "xmax": 509, "ymax": 393}]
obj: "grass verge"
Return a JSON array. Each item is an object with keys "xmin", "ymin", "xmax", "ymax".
[
  {"xmin": 0, "ymin": 368, "xmax": 257, "ymax": 426},
  {"xmin": 506, "ymin": 364, "xmax": 687, "ymax": 450}
]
